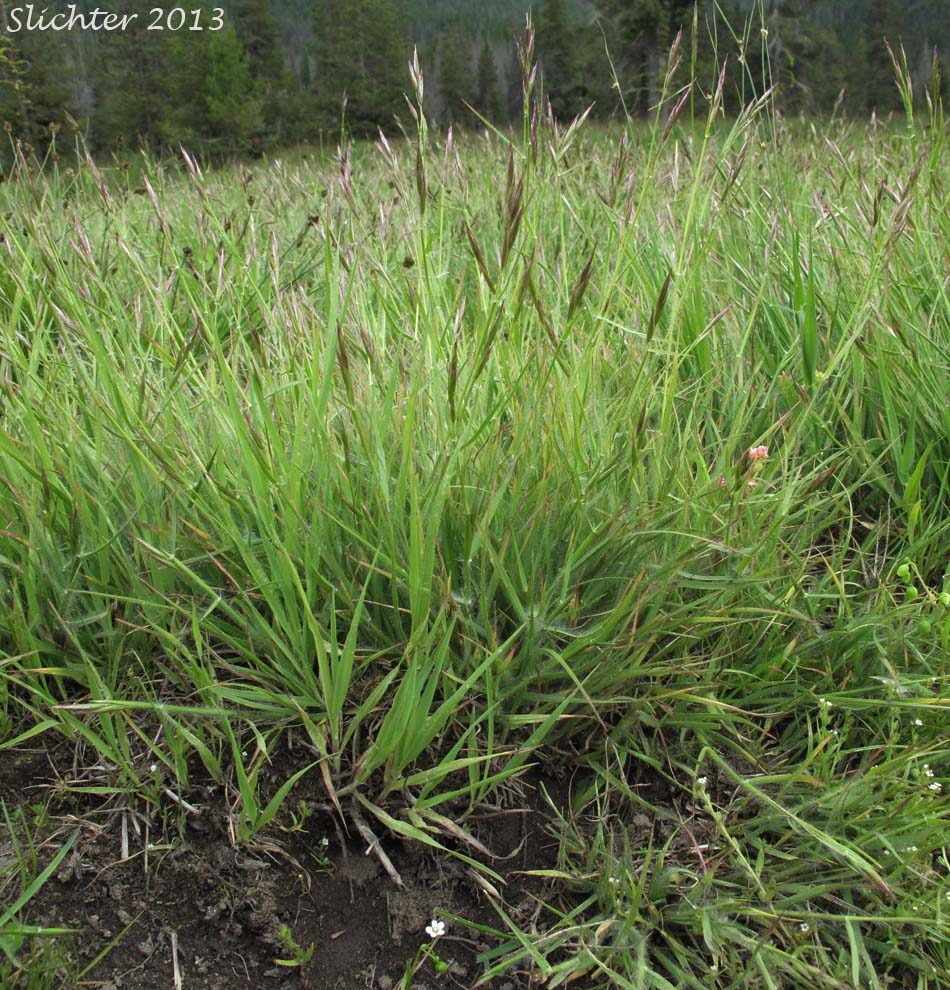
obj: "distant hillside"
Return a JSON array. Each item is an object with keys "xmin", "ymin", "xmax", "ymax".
[
  {"xmin": 406, "ymin": 1, "xmax": 598, "ymax": 36},
  {"xmin": 256, "ymin": 0, "xmax": 594, "ymax": 45}
]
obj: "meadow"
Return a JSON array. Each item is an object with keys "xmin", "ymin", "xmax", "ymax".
[{"xmin": 1, "ymin": 40, "xmax": 950, "ymax": 990}]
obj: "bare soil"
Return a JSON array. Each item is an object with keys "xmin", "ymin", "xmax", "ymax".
[{"xmin": 0, "ymin": 742, "xmax": 575, "ymax": 990}]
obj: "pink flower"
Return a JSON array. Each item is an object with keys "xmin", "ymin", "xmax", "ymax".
[{"xmin": 748, "ymin": 445, "xmax": 769, "ymax": 463}]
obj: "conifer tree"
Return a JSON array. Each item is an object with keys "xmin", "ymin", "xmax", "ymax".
[
  {"xmin": 235, "ymin": 0, "xmax": 284, "ymax": 81},
  {"xmin": 864, "ymin": 0, "xmax": 904, "ymax": 112},
  {"xmin": 235, "ymin": 0, "xmax": 289, "ymax": 146},
  {"xmin": 438, "ymin": 28, "xmax": 471, "ymax": 126},
  {"xmin": 162, "ymin": 31, "xmax": 214, "ymax": 152},
  {"xmin": 0, "ymin": 5, "xmax": 77, "ymax": 150},
  {"xmin": 313, "ymin": 0, "xmax": 363, "ymax": 131},
  {"xmin": 535, "ymin": 0, "xmax": 579, "ymax": 119},
  {"xmin": 313, "ymin": 0, "xmax": 408, "ymax": 136},
  {"xmin": 90, "ymin": 0, "xmax": 168, "ymax": 150},
  {"xmin": 206, "ymin": 27, "xmax": 263, "ymax": 155},
  {"xmin": 360, "ymin": 0, "xmax": 408, "ymax": 130},
  {"xmin": 764, "ymin": 0, "xmax": 846, "ymax": 114},
  {"xmin": 594, "ymin": 0, "xmax": 693, "ymax": 114},
  {"xmin": 476, "ymin": 36, "xmax": 505, "ymax": 123}
]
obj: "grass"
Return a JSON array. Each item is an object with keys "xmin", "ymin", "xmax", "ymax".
[
  {"xmin": 0, "ymin": 803, "xmax": 77, "ymax": 986},
  {"xmin": 1, "ymin": 26, "xmax": 950, "ymax": 989}
]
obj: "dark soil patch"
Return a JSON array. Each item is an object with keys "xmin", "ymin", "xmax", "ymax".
[
  {"xmin": 1, "ymin": 748, "xmax": 571, "ymax": 990},
  {"xmin": 0, "ymin": 746, "xmax": 53, "ymax": 811}
]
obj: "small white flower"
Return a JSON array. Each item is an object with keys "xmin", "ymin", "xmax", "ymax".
[
  {"xmin": 819, "ymin": 697, "xmax": 832, "ymax": 708},
  {"xmin": 799, "ymin": 922, "xmax": 810, "ymax": 933},
  {"xmin": 913, "ymin": 719, "xmax": 924, "ymax": 727},
  {"xmin": 608, "ymin": 876, "xmax": 619, "ymax": 885},
  {"xmin": 925, "ymin": 767, "xmax": 935, "ymax": 778},
  {"xmin": 425, "ymin": 919, "xmax": 446, "ymax": 939},
  {"xmin": 696, "ymin": 776, "xmax": 707, "ymax": 786},
  {"xmin": 321, "ymin": 837, "xmax": 330, "ymax": 847},
  {"xmin": 150, "ymin": 764, "xmax": 158, "ymax": 773},
  {"xmin": 904, "ymin": 845, "xmax": 918, "ymax": 852},
  {"xmin": 929, "ymin": 782, "xmax": 942, "ymax": 792}
]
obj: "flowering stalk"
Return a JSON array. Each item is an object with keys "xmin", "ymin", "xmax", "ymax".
[{"xmin": 399, "ymin": 919, "xmax": 449, "ymax": 989}]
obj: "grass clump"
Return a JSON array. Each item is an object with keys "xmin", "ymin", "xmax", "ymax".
[{"xmin": 1, "ymin": 31, "xmax": 950, "ymax": 989}]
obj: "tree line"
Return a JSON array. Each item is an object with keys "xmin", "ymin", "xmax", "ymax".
[{"xmin": 0, "ymin": 0, "xmax": 946, "ymax": 162}]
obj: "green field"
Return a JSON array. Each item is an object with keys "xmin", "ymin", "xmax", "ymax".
[{"xmin": 1, "ymin": 47, "xmax": 950, "ymax": 990}]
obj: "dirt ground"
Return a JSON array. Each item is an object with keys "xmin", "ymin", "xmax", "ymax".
[{"xmin": 0, "ymin": 742, "xmax": 577, "ymax": 990}]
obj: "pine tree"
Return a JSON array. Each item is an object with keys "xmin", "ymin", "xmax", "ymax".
[
  {"xmin": 765, "ymin": 0, "xmax": 846, "ymax": 114},
  {"xmin": 162, "ymin": 31, "xmax": 214, "ymax": 152},
  {"xmin": 235, "ymin": 0, "xmax": 289, "ymax": 147},
  {"xmin": 864, "ymin": 0, "xmax": 904, "ymax": 112},
  {"xmin": 594, "ymin": 0, "xmax": 693, "ymax": 114},
  {"xmin": 235, "ymin": 0, "xmax": 284, "ymax": 81},
  {"xmin": 939, "ymin": 54, "xmax": 950, "ymax": 105},
  {"xmin": 360, "ymin": 0, "xmax": 408, "ymax": 130},
  {"xmin": 535, "ymin": 0, "xmax": 579, "ymax": 119},
  {"xmin": 438, "ymin": 29, "xmax": 471, "ymax": 126},
  {"xmin": 0, "ymin": 4, "xmax": 77, "ymax": 151},
  {"xmin": 313, "ymin": 0, "xmax": 364, "ymax": 131},
  {"xmin": 476, "ymin": 36, "xmax": 505, "ymax": 123},
  {"xmin": 205, "ymin": 27, "xmax": 263, "ymax": 155},
  {"xmin": 573, "ymin": 19, "xmax": 616, "ymax": 118},
  {"xmin": 313, "ymin": 0, "xmax": 408, "ymax": 136},
  {"xmin": 91, "ymin": 0, "xmax": 169, "ymax": 150}
]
